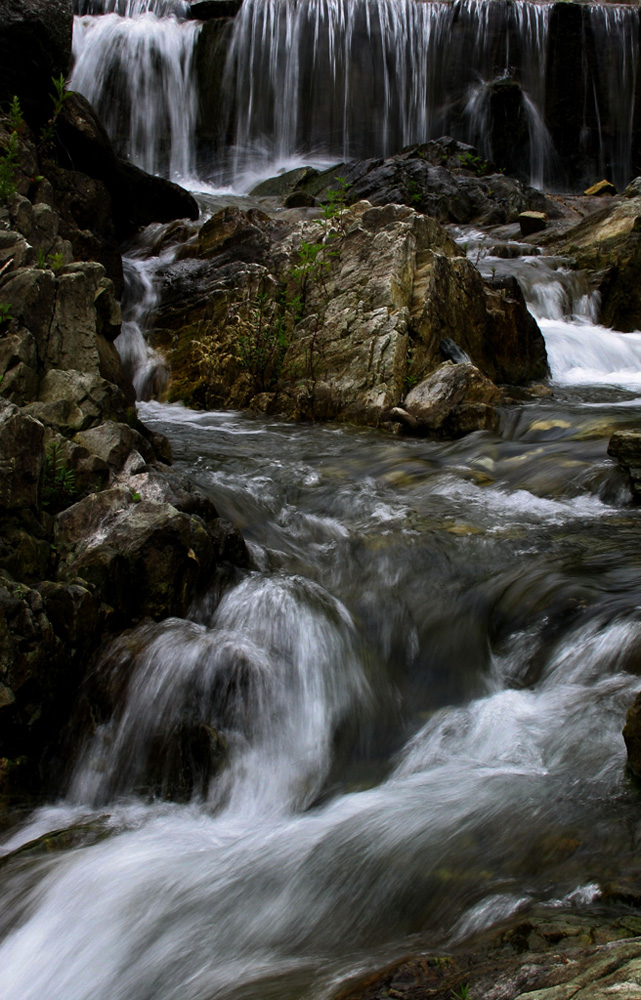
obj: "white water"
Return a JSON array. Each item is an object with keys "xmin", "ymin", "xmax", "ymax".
[
  {"xmin": 69, "ymin": 0, "xmax": 641, "ymax": 192},
  {"xmin": 71, "ymin": 12, "xmax": 201, "ymax": 182}
]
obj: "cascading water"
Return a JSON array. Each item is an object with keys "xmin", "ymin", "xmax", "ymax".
[
  {"xmin": 69, "ymin": 0, "xmax": 641, "ymax": 192},
  {"xmin": 71, "ymin": 6, "xmax": 200, "ymax": 181}
]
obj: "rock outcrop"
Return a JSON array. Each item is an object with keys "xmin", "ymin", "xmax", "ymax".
[
  {"xmin": 151, "ymin": 201, "xmax": 548, "ymax": 425},
  {"xmin": 0, "ymin": 112, "xmax": 247, "ymax": 804},
  {"xmin": 253, "ymin": 139, "xmax": 557, "ymax": 228}
]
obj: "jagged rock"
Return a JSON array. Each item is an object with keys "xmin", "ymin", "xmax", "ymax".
[
  {"xmin": 73, "ymin": 421, "xmax": 153, "ymax": 471},
  {"xmin": 155, "ymin": 202, "xmax": 547, "ymax": 425},
  {"xmin": 584, "ymin": 179, "xmax": 617, "ymax": 197},
  {"xmin": 0, "ymin": 0, "xmax": 73, "ymax": 129},
  {"xmin": 519, "ymin": 211, "xmax": 548, "ymax": 236},
  {"xmin": 393, "ymin": 362, "xmax": 503, "ymax": 437},
  {"xmin": 47, "ymin": 262, "xmax": 120, "ymax": 375},
  {"xmin": 0, "ymin": 399, "xmax": 44, "ymax": 510},
  {"xmin": 0, "ymin": 328, "xmax": 39, "ymax": 406},
  {"xmin": 0, "ymin": 575, "xmax": 65, "ymax": 758},
  {"xmin": 24, "ymin": 369, "xmax": 130, "ymax": 434}
]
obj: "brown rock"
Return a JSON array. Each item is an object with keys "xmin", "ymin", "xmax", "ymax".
[{"xmin": 584, "ymin": 179, "xmax": 617, "ymax": 197}]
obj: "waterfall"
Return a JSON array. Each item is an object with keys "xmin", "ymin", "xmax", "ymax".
[
  {"xmin": 71, "ymin": 9, "xmax": 201, "ymax": 182},
  {"xmin": 218, "ymin": 0, "xmax": 556, "ymax": 188},
  {"xmin": 69, "ymin": 0, "xmax": 641, "ymax": 192}
]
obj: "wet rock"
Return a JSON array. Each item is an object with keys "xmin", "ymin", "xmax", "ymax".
[
  {"xmin": 545, "ymin": 194, "xmax": 641, "ymax": 332},
  {"xmin": 146, "ymin": 721, "xmax": 226, "ymax": 802},
  {"xmin": 288, "ymin": 139, "xmax": 556, "ymax": 227},
  {"xmin": 608, "ymin": 430, "xmax": 641, "ymax": 500},
  {"xmin": 250, "ymin": 166, "xmax": 320, "ymax": 198},
  {"xmin": 519, "ymin": 211, "xmax": 548, "ymax": 236},
  {"xmin": 55, "ymin": 491, "xmax": 218, "ymax": 620},
  {"xmin": 0, "ymin": 399, "xmax": 44, "ymax": 510},
  {"xmin": 392, "ymin": 362, "xmax": 502, "ymax": 437},
  {"xmin": 585, "ymin": 179, "xmax": 617, "ymax": 197}
]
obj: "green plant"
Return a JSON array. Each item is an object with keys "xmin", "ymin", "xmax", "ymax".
[
  {"xmin": 8, "ymin": 96, "xmax": 25, "ymax": 135},
  {"xmin": 451, "ymin": 984, "xmax": 470, "ymax": 1000},
  {"xmin": 36, "ymin": 248, "xmax": 64, "ymax": 272},
  {"xmin": 457, "ymin": 151, "xmax": 491, "ymax": 177},
  {"xmin": 322, "ymin": 176, "xmax": 351, "ymax": 232},
  {"xmin": 0, "ymin": 131, "xmax": 19, "ymax": 201},
  {"xmin": 132, "ymin": 491, "xmax": 142, "ymax": 503},
  {"xmin": 407, "ymin": 178, "xmax": 422, "ymax": 204},
  {"xmin": 40, "ymin": 74, "xmax": 71, "ymax": 146},
  {"xmin": 0, "ymin": 303, "xmax": 13, "ymax": 328},
  {"xmin": 42, "ymin": 442, "xmax": 77, "ymax": 513}
]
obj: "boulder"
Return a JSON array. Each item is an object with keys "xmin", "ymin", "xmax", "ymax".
[
  {"xmin": 585, "ymin": 179, "xmax": 617, "ymax": 197},
  {"xmin": 607, "ymin": 430, "xmax": 641, "ymax": 500},
  {"xmin": 0, "ymin": 0, "xmax": 73, "ymax": 130},
  {"xmin": 519, "ymin": 211, "xmax": 548, "ymax": 236},
  {"xmin": 624, "ymin": 691, "xmax": 641, "ymax": 778},
  {"xmin": 56, "ymin": 492, "xmax": 218, "ymax": 620},
  {"xmin": 543, "ymin": 191, "xmax": 641, "ymax": 331},
  {"xmin": 154, "ymin": 201, "xmax": 547, "ymax": 425},
  {"xmin": 392, "ymin": 362, "xmax": 503, "ymax": 437},
  {"xmin": 286, "ymin": 139, "xmax": 557, "ymax": 227}
]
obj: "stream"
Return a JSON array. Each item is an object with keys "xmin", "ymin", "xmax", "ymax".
[
  {"xmin": 2, "ymin": 221, "xmax": 641, "ymax": 999},
  {"xmin": 3, "ymin": 1, "xmax": 641, "ymax": 997}
]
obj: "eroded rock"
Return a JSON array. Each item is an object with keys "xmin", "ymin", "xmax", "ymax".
[{"xmin": 154, "ymin": 201, "xmax": 547, "ymax": 425}]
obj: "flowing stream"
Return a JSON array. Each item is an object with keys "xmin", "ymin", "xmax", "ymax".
[
  {"xmin": 3, "ymin": 223, "xmax": 641, "ymax": 999},
  {"xmin": 3, "ymin": 3, "xmax": 641, "ymax": 999}
]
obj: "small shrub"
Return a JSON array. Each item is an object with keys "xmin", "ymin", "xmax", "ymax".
[
  {"xmin": 0, "ymin": 303, "xmax": 13, "ymax": 328},
  {"xmin": 40, "ymin": 74, "xmax": 71, "ymax": 146},
  {"xmin": 0, "ymin": 131, "xmax": 19, "ymax": 202},
  {"xmin": 42, "ymin": 442, "xmax": 77, "ymax": 513},
  {"xmin": 457, "ymin": 151, "xmax": 491, "ymax": 177}
]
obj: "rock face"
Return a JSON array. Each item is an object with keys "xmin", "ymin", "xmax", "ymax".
[
  {"xmin": 546, "ymin": 187, "xmax": 641, "ymax": 332},
  {"xmin": 0, "ymin": 114, "xmax": 248, "ymax": 800},
  {"xmin": 151, "ymin": 201, "xmax": 548, "ymax": 425},
  {"xmin": 0, "ymin": 0, "xmax": 73, "ymax": 129}
]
